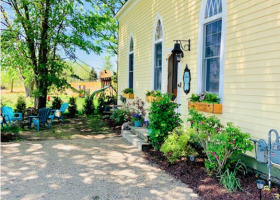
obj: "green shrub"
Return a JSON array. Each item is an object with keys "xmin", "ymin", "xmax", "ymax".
[
  {"xmin": 188, "ymin": 109, "xmax": 253, "ymax": 175},
  {"xmin": 148, "ymin": 93, "xmax": 182, "ymax": 150},
  {"xmin": 15, "ymin": 95, "xmax": 26, "ymax": 117},
  {"xmin": 123, "ymin": 88, "xmax": 133, "ymax": 94},
  {"xmin": 97, "ymin": 93, "xmax": 106, "ymax": 114},
  {"xmin": 206, "ymin": 122, "xmax": 253, "ymax": 174},
  {"xmin": 68, "ymin": 97, "xmax": 77, "ymax": 117},
  {"xmin": 160, "ymin": 127, "xmax": 197, "ymax": 164},
  {"xmin": 219, "ymin": 160, "xmax": 247, "ymax": 192},
  {"xmin": 109, "ymin": 109, "xmax": 130, "ymax": 125},
  {"xmin": 52, "ymin": 97, "xmax": 62, "ymax": 109},
  {"xmin": 83, "ymin": 96, "xmax": 95, "ymax": 115}
]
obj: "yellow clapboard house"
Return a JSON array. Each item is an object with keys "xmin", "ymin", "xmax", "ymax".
[{"xmin": 116, "ymin": 0, "xmax": 280, "ymax": 179}]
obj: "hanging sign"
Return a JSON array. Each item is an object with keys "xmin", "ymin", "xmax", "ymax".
[{"xmin": 183, "ymin": 65, "xmax": 191, "ymax": 94}]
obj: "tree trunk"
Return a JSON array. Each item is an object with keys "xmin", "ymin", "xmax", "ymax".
[
  {"xmin": 24, "ymin": 82, "xmax": 34, "ymax": 97},
  {"xmin": 11, "ymin": 80, "xmax": 14, "ymax": 92}
]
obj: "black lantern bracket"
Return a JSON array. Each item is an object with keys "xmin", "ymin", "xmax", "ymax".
[
  {"xmin": 173, "ymin": 39, "xmax": 191, "ymax": 52},
  {"xmin": 172, "ymin": 39, "xmax": 191, "ymax": 62}
]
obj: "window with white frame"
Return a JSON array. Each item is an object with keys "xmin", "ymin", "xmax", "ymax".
[
  {"xmin": 128, "ymin": 37, "xmax": 134, "ymax": 89},
  {"xmin": 202, "ymin": 0, "xmax": 223, "ymax": 94},
  {"xmin": 154, "ymin": 20, "xmax": 163, "ymax": 91}
]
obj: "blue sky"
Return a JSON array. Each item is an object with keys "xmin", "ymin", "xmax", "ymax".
[{"xmin": 75, "ymin": 48, "xmax": 117, "ymax": 73}]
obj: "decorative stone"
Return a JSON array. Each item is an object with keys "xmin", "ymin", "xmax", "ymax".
[{"xmin": 122, "ymin": 122, "xmax": 132, "ymax": 130}]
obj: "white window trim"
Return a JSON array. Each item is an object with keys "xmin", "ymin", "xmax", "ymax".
[
  {"xmin": 197, "ymin": 0, "xmax": 226, "ymax": 103},
  {"xmin": 127, "ymin": 33, "xmax": 135, "ymax": 90},
  {"xmin": 151, "ymin": 13, "xmax": 164, "ymax": 92}
]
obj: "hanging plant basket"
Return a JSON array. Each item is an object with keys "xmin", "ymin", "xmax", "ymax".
[
  {"xmin": 188, "ymin": 101, "xmax": 222, "ymax": 114},
  {"xmin": 122, "ymin": 93, "xmax": 134, "ymax": 99},
  {"xmin": 146, "ymin": 96, "xmax": 162, "ymax": 103}
]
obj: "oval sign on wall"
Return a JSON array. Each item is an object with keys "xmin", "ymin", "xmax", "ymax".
[{"xmin": 183, "ymin": 65, "xmax": 191, "ymax": 95}]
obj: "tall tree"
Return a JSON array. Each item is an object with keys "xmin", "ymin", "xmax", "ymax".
[
  {"xmin": 1, "ymin": 0, "xmax": 104, "ymax": 108},
  {"xmin": 102, "ymin": 56, "xmax": 113, "ymax": 71},
  {"xmin": 89, "ymin": 68, "xmax": 98, "ymax": 81},
  {"xmin": 89, "ymin": 0, "xmax": 128, "ymax": 55}
]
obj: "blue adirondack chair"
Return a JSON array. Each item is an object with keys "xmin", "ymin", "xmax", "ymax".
[
  {"xmin": 1, "ymin": 106, "xmax": 22, "ymax": 124},
  {"xmin": 31, "ymin": 108, "xmax": 51, "ymax": 131},
  {"xmin": 48, "ymin": 103, "xmax": 68, "ymax": 124},
  {"xmin": 1, "ymin": 116, "xmax": 9, "ymax": 131}
]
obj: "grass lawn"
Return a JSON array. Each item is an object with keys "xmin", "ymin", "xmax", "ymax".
[
  {"xmin": 1, "ymin": 115, "xmax": 115, "ymax": 142},
  {"xmin": 1, "ymin": 92, "xmax": 98, "ymax": 114}
]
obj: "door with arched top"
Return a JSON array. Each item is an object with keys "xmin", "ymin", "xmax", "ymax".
[{"xmin": 167, "ymin": 53, "xmax": 178, "ymax": 101}]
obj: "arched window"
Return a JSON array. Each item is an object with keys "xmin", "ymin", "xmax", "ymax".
[
  {"xmin": 153, "ymin": 18, "xmax": 163, "ymax": 91},
  {"xmin": 198, "ymin": 0, "xmax": 225, "ymax": 96},
  {"xmin": 128, "ymin": 36, "xmax": 134, "ymax": 89}
]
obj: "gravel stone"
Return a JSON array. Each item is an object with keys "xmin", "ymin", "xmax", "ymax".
[{"xmin": 1, "ymin": 136, "xmax": 199, "ymax": 200}]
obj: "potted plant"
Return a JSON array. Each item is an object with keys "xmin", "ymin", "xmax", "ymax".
[
  {"xmin": 145, "ymin": 90, "xmax": 162, "ymax": 102},
  {"xmin": 122, "ymin": 88, "xmax": 134, "ymax": 99},
  {"xmin": 131, "ymin": 113, "xmax": 144, "ymax": 127},
  {"xmin": 188, "ymin": 92, "xmax": 222, "ymax": 114}
]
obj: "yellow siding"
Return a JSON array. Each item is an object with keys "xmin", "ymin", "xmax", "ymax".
[{"xmin": 117, "ymin": 0, "xmax": 280, "ymax": 148}]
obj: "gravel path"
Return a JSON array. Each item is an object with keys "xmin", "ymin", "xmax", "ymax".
[{"xmin": 1, "ymin": 136, "xmax": 199, "ymax": 200}]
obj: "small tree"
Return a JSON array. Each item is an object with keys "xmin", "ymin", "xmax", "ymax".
[
  {"xmin": 68, "ymin": 97, "xmax": 78, "ymax": 117},
  {"xmin": 89, "ymin": 68, "xmax": 98, "ymax": 81},
  {"xmin": 15, "ymin": 95, "xmax": 26, "ymax": 118},
  {"xmin": 83, "ymin": 96, "xmax": 95, "ymax": 115},
  {"xmin": 52, "ymin": 97, "xmax": 62, "ymax": 109}
]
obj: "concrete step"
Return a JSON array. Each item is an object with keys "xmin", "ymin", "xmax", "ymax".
[
  {"xmin": 130, "ymin": 127, "xmax": 150, "ymax": 142},
  {"xmin": 121, "ymin": 130, "xmax": 152, "ymax": 151}
]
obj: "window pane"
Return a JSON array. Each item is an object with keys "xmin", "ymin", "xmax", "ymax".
[
  {"xmin": 129, "ymin": 53, "xmax": 133, "ymax": 89},
  {"xmin": 154, "ymin": 43, "xmax": 162, "ymax": 90},
  {"xmin": 129, "ymin": 72, "xmax": 133, "ymax": 89},
  {"xmin": 130, "ymin": 38, "xmax": 134, "ymax": 52},
  {"xmin": 205, "ymin": 0, "xmax": 222, "ymax": 19},
  {"xmin": 205, "ymin": 20, "xmax": 222, "ymax": 58},
  {"xmin": 205, "ymin": 58, "xmax": 220, "ymax": 93},
  {"xmin": 129, "ymin": 54, "xmax": 133, "ymax": 71}
]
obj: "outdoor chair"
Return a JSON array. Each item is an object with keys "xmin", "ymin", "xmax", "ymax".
[
  {"xmin": 1, "ymin": 116, "xmax": 9, "ymax": 131},
  {"xmin": 48, "ymin": 103, "xmax": 68, "ymax": 124},
  {"xmin": 1, "ymin": 106, "xmax": 22, "ymax": 124},
  {"xmin": 30, "ymin": 108, "xmax": 51, "ymax": 131}
]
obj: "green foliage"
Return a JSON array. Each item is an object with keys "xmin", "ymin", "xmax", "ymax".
[
  {"xmin": 123, "ymin": 88, "xmax": 133, "ymax": 94},
  {"xmin": 219, "ymin": 160, "xmax": 247, "ymax": 192},
  {"xmin": 15, "ymin": 96, "xmax": 26, "ymax": 117},
  {"xmin": 188, "ymin": 93, "xmax": 220, "ymax": 104},
  {"xmin": 83, "ymin": 96, "xmax": 95, "ymax": 115},
  {"xmin": 110, "ymin": 109, "xmax": 130, "ymax": 125},
  {"xmin": 68, "ymin": 97, "xmax": 78, "ymax": 117},
  {"xmin": 206, "ymin": 122, "xmax": 254, "ymax": 174},
  {"xmin": 188, "ymin": 93, "xmax": 200, "ymax": 102},
  {"xmin": 1, "ymin": 0, "xmax": 104, "ymax": 108},
  {"xmin": 89, "ymin": 68, "xmax": 98, "ymax": 81},
  {"xmin": 160, "ymin": 127, "xmax": 197, "ymax": 164},
  {"xmin": 146, "ymin": 90, "xmax": 162, "ymax": 97},
  {"xmin": 97, "ymin": 93, "xmax": 106, "ymax": 114},
  {"xmin": 188, "ymin": 109, "xmax": 253, "ymax": 175},
  {"xmin": 148, "ymin": 93, "xmax": 183, "ymax": 149},
  {"xmin": 102, "ymin": 56, "xmax": 114, "ymax": 71},
  {"xmin": 52, "ymin": 97, "xmax": 63, "ymax": 109}
]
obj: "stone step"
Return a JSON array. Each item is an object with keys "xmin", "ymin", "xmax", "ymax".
[
  {"xmin": 121, "ymin": 130, "xmax": 152, "ymax": 151},
  {"xmin": 130, "ymin": 127, "xmax": 150, "ymax": 142}
]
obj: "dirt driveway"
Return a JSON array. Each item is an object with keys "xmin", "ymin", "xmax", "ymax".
[{"xmin": 1, "ymin": 136, "xmax": 199, "ymax": 200}]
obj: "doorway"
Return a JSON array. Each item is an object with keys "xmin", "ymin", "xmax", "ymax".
[{"xmin": 167, "ymin": 53, "xmax": 178, "ymax": 101}]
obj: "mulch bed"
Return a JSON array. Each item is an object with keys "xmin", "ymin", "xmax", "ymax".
[
  {"xmin": 103, "ymin": 118, "xmax": 122, "ymax": 134},
  {"xmin": 143, "ymin": 149, "xmax": 280, "ymax": 200}
]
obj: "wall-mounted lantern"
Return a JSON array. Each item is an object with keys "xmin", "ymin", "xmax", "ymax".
[{"xmin": 171, "ymin": 39, "xmax": 191, "ymax": 62}]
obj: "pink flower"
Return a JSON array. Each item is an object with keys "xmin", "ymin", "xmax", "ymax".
[
  {"xmin": 216, "ymin": 128, "xmax": 220, "ymax": 132},
  {"xmin": 212, "ymin": 152, "xmax": 216, "ymax": 156},
  {"xmin": 216, "ymin": 156, "xmax": 219, "ymax": 159},
  {"xmin": 233, "ymin": 140, "xmax": 235, "ymax": 144}
]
